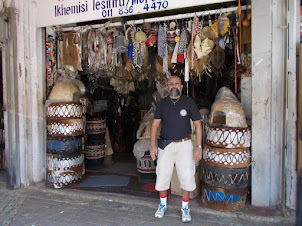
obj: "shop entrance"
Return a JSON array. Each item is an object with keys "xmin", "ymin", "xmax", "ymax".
[{"xmin": 44, "ymin": 2, "xmax": 253, "ymax": 208}]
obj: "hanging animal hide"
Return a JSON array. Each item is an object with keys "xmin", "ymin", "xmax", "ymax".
[
  {"xmin": 60, "ymin": 32, "xmax": 83, "ymax": 71},
  {"xmin": 140, "ymin": 43, "xmax": 149, "ymax": 69}
]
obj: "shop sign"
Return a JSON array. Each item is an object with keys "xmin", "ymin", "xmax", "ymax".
[{"xmin": 37, "ymin": 0, "xmax": 233, "ymax": 27}]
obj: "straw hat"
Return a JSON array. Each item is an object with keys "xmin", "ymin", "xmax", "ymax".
[
  {"xmin": 135, "ymin": 28, "xmax": 147, "ymax": 43},
  {"xmin": 201, "ymin": 26, "xmax": 213, "ymax": 41}
]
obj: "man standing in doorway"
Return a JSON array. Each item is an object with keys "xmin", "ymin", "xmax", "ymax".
[{"xmin": 150, "ymin": 76, "xmax": 202, "ymax": 223}]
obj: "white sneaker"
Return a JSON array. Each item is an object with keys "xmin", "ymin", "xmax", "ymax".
[
  {"xmin": 181, "ymin": 207, "xmax": 192, "ymax": 223},
  {"xmin": 155, "ymin": 203, "xmax": 167, "ymax": 219}
]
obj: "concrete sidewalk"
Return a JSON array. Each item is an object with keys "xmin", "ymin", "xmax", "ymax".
[
  {"xmin": 0, "ymin": 171, "xmax": 296, "ymax": 226},
  {"xmin": 0, "ymin": 186, "xmax": 295, "ymax": 225}
]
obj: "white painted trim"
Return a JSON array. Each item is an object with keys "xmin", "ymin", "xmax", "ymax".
[
  {"xmin": 251, "ymin": 0, "xmax": 287, "ymax": 207},
  {"xmin": 285, "ymin": 0, "xmax": 298, "ymax": 209}
]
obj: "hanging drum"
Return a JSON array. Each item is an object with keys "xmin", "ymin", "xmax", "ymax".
[
  {"xmin": 46, "ymin": 153, "xmax": 85, "ymax": 188},
  {"xmin": 203, "ymin": 144, "xmax": 250, "ymax": 168},
  {"xmin": 47, "ymin": 118, "xmax": 84, "ymax": 136},
  {"xmin": 136, "ymin": 151, "xmax": 156, "ymax": 183},
  {"xmin": 86, "ymin": 117, "xmax": 106, "ymax": 145},
  {"xmin": 47, "ymin": 136, "xmax": 82, "ymax": 154},
  {"xmin": 202, "ymin": 182, "xmax": 248, "ymax": 212},
  {"xmin": 46, "ymin": 102, "xmax": 83, "ymax": 119},
  {"xmin": 206, "ymin": 125, "xmax": 251, "ymax": 149}
]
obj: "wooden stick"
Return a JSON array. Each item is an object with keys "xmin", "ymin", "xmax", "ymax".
[
  {"xmin": 233, "ymin": 26, "xmax": 238, "ymax": 94},
  {"xmin": 238, "ymin": 0, "xmax": 242, "ymax": 54}
]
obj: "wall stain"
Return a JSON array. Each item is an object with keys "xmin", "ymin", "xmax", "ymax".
[
  {"xmin": 264, "ymin": 98, "xmax": 269, "ymax": 119},
  {"xmin": 25, "ymin": 67, "xmax": 27, "ymax": 80},
  {"xmin": 19, "ymin": 64, "xmax": 22, "ymax": 77}
]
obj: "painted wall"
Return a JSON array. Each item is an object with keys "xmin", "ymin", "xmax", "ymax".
[
  {"xmin": 251, "ymin": 0, "xmax": 297, "ymax": 209},
  {"xmin": 2, "ymin": 0, "xmax": 46, "ymax": 188}
]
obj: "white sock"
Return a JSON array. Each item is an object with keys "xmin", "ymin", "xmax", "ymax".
[
  {"xmin": 182, "ymin": 200, "xmax": 189, "ymax": 209},
  {"xmin": 160, "ymin": 197, "xmax": 167, "ymax": 205}
]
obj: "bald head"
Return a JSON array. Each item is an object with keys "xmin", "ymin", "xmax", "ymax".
[{"xmin": 167, "ymin": 76, "xmax": 182, "ymax": 84}]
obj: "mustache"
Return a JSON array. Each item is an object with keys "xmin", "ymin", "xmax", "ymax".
[{"xmin": 169, "ymin": 88, "xmax": 181, "ymax": 97}]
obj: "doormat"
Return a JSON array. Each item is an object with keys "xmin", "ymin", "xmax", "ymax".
[
  {"xmin": 141, "ymin": 183, "xmax": 157, "ymax": 192},
  {"xmin": 78, "ymin": 175, "xmax": 130, "ymax": 187}
]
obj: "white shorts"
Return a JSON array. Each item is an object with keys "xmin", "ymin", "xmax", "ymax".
[{"xmin": 155, "ymin": 140, "xmax": 196, "ymax": 192}]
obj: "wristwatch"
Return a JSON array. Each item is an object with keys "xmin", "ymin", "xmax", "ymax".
[{"xmin": 196, "ymin": 145, "xmax": 202, "ymax": 148}]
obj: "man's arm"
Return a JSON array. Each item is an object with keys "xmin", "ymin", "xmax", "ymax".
[
  {"xmin": 193, "ymin": 120, "xmax": 202, "ymax": 162},
  {"xmin": 150, "ymin": 118, "xmax": 162, "ymax": 160}
]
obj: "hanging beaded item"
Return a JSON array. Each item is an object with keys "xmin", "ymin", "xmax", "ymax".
[
  {"xmin": 131, "ymin": 26, "xmax": 143, "ymax": 68},
  {"xmin": 177, "ymin": 28, "xmax": 188, "ymax": 63},
  {"xmin": 158, "ymin": 24, "xmax": 170, "ymax": 77},
  {"xmin": 188, "ymin": 16, "xmax": 200, "ymax": 69}
]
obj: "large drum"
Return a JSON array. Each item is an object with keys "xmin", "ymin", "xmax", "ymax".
[
  {"xmin": 206, "ymin": 125, "xmax": 251, "ymax": 149},
  {"xmin": 46, "ymin": 153, "xmax": 85, "ymax": 188},
  {"xmin": 47, "ymin": 118, "xmax": 84, "ymax": 136},
  {"xmin": 202, "ymin": 182, "xmax": 248, "ymax": 212},
  {"xmin": 86, "ymin": 118, "xmax": 106, "ymax": 134},
  {"xmin": 136, "ymin": 151, "xmax": 156, "ymax": 183},
  {"xmin": 202, "ymin": 164, "xmax": 250, "ymax": 190},
  {"xmin": 46, "ymin": 102, "xmax": 83, "ymax": 119},
  {"xmin": 203, "ymin": 126, "xmax": 251, "ymax": 212},
  {"xmin": 47, "ymin": 136, "xmax": 82, "ymax": 154},
  {"xmin": 86, "ymin": 118, "xmax": 106, "ymax": 145},
  {"xmin": 84, "ymin": 144, "xmax": 105, "ymax": 159},
  {"xmin": 203, "ymin": 145, "xmax": 250, "ymax": 168}
]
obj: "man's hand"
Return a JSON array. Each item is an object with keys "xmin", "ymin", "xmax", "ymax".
[
  {"xmin": 194, "ymin": 148, "xmax": 202, "ymax": 162},
  {"xmin": 150, "ymin": 145, "xmax": 158, "ymax": 161},
  {"xmin": 150, "ymin": 119, "xmax": 161, "ymax": 161}
]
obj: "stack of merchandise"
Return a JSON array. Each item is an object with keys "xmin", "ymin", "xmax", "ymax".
[
  {"xmin": 202, "ymin": 87, "xmax": 251, "ymax": 211},
  {"xmin": 133, "ymin": 139, "xmax": 156, "ymax": 183},
  {"xmin": 46, "ymin": 74, "xmax": 86, "ymax": 188},
  {"xmin": 134, "ymin": 83, "xmax": 168, "ymax": 183},
  {"xmin": 85, "ymin": 117, "xmax": 106, "ymax": 169}
]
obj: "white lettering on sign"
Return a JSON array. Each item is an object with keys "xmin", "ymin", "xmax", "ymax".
[{"xmin": 37, "ymin": 0, "xmax": 234, "ymax": 27}]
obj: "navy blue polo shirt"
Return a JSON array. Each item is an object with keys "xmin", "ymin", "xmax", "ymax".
[{"xmin": 154, "ymin": 94, "xmax": 201, "ymax": 140}]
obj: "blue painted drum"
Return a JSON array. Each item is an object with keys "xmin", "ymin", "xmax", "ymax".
[
  {"xmin": 202, "ymin": 182, "xmax": 248, "ymax": 211},
  {"xmin": 47, "ymin": 136, "xmax": 82, "ymax": 154}
]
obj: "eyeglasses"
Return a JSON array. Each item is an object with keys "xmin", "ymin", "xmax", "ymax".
[{"xmin": 167, "ymin": 82, "xmax": 181, "ymax": 87}]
